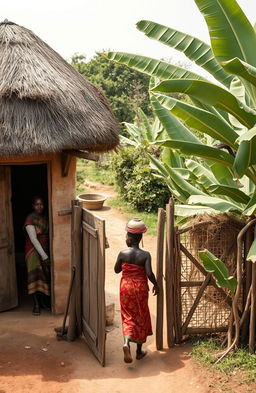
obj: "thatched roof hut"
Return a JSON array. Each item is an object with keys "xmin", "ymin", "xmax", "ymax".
[
  {"xmin": 0, "ymin": 21, "xmax": 119, "ymax": 315},
  {"xmin": 0, "ymin": 20, "xmax": 119, "ymax": 156}
]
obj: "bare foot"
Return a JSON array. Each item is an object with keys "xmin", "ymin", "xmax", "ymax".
[
  {"xmin": 123, "ymin": 344, "xmax": 133, "ymax": 363},
  {"xmin": 136, "ymin": 350, "xmax": 147, "ymax": 360}
]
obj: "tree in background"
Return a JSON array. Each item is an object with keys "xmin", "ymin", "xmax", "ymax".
[{"xmin": 71, "ymin": 53, "xmax": 152, "ymax": 129}]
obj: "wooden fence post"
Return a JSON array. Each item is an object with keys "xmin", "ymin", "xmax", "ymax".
[
  {"xmin": 165, "ymin": 198, "xmax": 175, "ymax": 347},
  {"xmin": 156, "ymin": 208, "xmax": 166, "ymax": 350},
  {"xmin": 175, "ymin": 232, "xmax": 182, "ymax": 343},
  {"xmin": 249, "ymin": 262, "xmax": 256, "ymax": 353},
  {"xmin": 67, "ymin": 200, "xmax": 82, "ymax": 341}
]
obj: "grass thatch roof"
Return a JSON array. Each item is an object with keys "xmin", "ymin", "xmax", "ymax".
[{"xmin": 0, "ymin": 21, "xmax": 119, "ymax": 156}]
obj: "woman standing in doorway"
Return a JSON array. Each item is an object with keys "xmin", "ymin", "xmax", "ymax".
[{"xmin": 24, "ymin": 196, "xmax": 50, "ymax": 315}]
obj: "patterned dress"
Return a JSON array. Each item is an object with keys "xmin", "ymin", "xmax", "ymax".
[
  {"xmin": 120, "ymin": 263, "xmax": 153, "ymax": 343},
  {"xmin": 24, "ymin": 213, "xmax": 50, "ymax": 296}
]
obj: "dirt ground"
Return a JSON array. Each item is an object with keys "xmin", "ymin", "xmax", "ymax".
[{"xmin": 0, "ymin": 181, "xmax": 255, "ymax": 393}]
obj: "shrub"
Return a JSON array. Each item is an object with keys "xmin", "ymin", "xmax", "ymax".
[{"xmin": 111, "ymin": 147, "xmax": 170, "ymax": 212}]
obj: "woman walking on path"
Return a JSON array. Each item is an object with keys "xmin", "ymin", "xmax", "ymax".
[
  {"xmin": 24, "ymin": 196, "xmax": 50, "ymax": 315},
  {"xmin": 114, "ymin": 218, "xmax": 159, "ymax": 363}
]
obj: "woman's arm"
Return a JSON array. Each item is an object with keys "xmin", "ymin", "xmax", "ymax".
[
  {"xmin": 25, "ymin": 225, "xmax": 49, "ymax": 261},
  {"xmin": 114, "ymin": 252, "xmax": 123, "ymax": 273}
]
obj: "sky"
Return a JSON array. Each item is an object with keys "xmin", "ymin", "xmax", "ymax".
[{"xmin": 0, "ymin": 0, "xmax": 255, "ymax": 65}]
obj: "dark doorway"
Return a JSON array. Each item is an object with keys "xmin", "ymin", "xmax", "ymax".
[{"xmin": 11, "ymin": 164, "xmax": 49, "ymax": 308}]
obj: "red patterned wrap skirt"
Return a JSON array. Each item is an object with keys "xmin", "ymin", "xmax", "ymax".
[{"xmin": 120, "ymin": 263, "xmax": 153, "ymax": 343}]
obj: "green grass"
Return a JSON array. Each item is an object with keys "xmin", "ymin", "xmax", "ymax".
[
  {"xmin": 192, "ymin": 338, "xmax": 256, "ymax": 382},
  {"xmin": 76, "ymin": 159, "xmax": 114, "ymax": 194},
  {"xmin": 108, "ymin": 195, "xmax": 158, "ymax": 236}
]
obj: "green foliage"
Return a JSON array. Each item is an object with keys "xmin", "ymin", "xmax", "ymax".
[
  {"xmin": 111, "ymin": 147, "xmax": 170, "ymax": 212},
  {"xmin": 71, "ymin": 53, "xmax": 152, "ymax": 128},
  {"xmin": 105, "ymin": 0, "xmax": 256, "ymax": 221},
  {"xmin": 192, "ymin": 338, "xmax": 256, "ymax": 382},
  {"xmin": 198, "ymin": 249, "xmax": 237, "ymax": 294},
  {"xmin": 76, "ymin": 158, "xmax": 114, "ymax": 195}
]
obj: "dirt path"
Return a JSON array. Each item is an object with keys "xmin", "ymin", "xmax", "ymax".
[{"xmin": 0, "ymin": 181, "xmax": 253, "ymax": 393}]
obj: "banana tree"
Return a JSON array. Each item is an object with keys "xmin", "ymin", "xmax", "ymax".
[
  {"xmin": 104, "ymin": 0, "xmax": 256, "ymax": 218},
  {"xmin": 120, "ymin": 108, "xmax": 164, "ymax": 147}
]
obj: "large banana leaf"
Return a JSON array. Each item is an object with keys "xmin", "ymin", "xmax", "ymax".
[
  {"xmin": 136, "ymin": 20, "xmax": 233, "ymax": 88},
  {"xmin": 150, "ymin": 96, "xmax": 201, "ymax": 144},
  {"xmin": 175, "ymin": 204, "xmax": 217, "ymax": 217},
  {"xmin": 233, "ymin": 140, "xmax": 254, "ymax": 178},
  {"xmin": 104, "ymin": 52, "xmax": 205, "ymax": 81},
  {"xmin": 234, "ymin": 127, "xmax": 256, "ymax": 178},
  {"xmin": 209, "ymin": 163, "xmax": 237, "ymax": 187},
  {"xmin": 198, "ymin": 249, "xmax": 237, "ymax": 294},
  {"xmin": 195, "ymin": 0, "xmax": 256, "ymax": 68},
  {"xmin": 137, "ymin": 108, "xmax": 153, "ymax": 141},
  {"xmin": 120, "ymin": 135, "xmax": 137, "ymax": 146},
  {"xmin": 228, "ymin": 76, "xmax": 247, "ymax": 129},
  {"xmin": 155, "ymin": 140, "xmax": 235, "ymax": 167},
  {"xmin": 162, "ymin": 147, "xmax": 185, "ymax": 168},
  {"xmin": 188, "ymin": 195, "xmax": 243, "ymax": 213},
  {"xmin": 208, "ymin": 184, "xmax": 250, "ymax": 204},
  {"xmin": 243, "ymin": 192, "xmax": 256, "ymax": 215},
  {"xmin": 222, "ymin": 58, "xmax": 256, "ymax": 88},
  {"xmin": 186, "ymin": 159, "xmax": 218, "ymax": 189},
  {"xmin": 154, "ymin": 93, "xmax": 239, "ymax": 147},
  {"xmin": 164, "ymin": 165, "xmax": 206, "ymax": 196},
  {"xmin": 153, "ymin": 79, "xmax": 256, "ymax": 128},
  {"xmin": 149, "ymin": 155, "xmax": 188, "ymax": 202},
  {"xmin": 222, "ymin": 58, "xmax": 256, "ymax": 105}
]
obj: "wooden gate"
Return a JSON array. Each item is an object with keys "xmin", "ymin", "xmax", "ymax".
[
  {"xmin": 156, "ymin": 199, "xmax": 233, "ymax": 348},
  {"xmin": 67, "ymin": 201, "xmax": 106, "ymax": 366},
  {"xmin": 0, "ymin": 166, "xmax": 18, "ymax": 311}
]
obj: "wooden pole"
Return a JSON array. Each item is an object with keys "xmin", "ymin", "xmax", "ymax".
[
  {"xmin": 175, "ymin": 233, "xmax": 182, "ymax": 343},
  {"xmin": 156, "ymin": 208, "xmax": 165, "ymax": 350},
  {"xmin": 241, "ymin": 225, "xmax": 253, "ymax": 342},
  {"xmin": 74, "ymin": 202, "xmax": 82, "ymax": 336},
  {"xmin": 165, "ymin": 199, "xmax": 175, "ymax": 347},
  {"xmin": 249, "ymin": 262, "xmax": 256, "ymax": 353},
  {"xmin": 67, "ymin": 200, "xmax": 82, "ymax": 341}
]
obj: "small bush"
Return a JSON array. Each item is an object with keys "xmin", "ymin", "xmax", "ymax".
[{"xmin": 111, "ymin": 147, "xmax": 170, "ymax": 212}]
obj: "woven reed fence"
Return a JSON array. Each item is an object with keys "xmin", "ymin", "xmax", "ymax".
[{"xmin": 155, "ymin": 199, "xmax": 247, "ymax": 350}]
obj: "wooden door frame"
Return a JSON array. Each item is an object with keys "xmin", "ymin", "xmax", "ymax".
[{"xmin": 0, "ymin": 161, "xmax": 54, "ymax": 311}]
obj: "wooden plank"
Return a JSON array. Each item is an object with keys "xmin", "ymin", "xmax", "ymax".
[
  {"xmin": 0, "ymin": 166, "xmax": 17, "ymax": 312},
  {"xmin": 74, "ymin": 204, "xmax": 82, "ymax": 336},
  {"xmin": 81, "ymin": 208, "xmax": 106, "ymax": 366},
  {"xmin": 61, "ymin": 152, "xmax": 72, "ymax": 177},
  {"xmin": 95, "ymin": 216, "xmax": 106, "ymax": 366},
  {"xmin": 175, "ymin": 233, "xmax": 182, "ymax": 343},
  {"xmin": 180, "ymin": 244, "xmax": 233, "ymax": 308},
  {"xmin": 89, "ymin": 235, "xmax": 98, "ymax": 333},
  {"xmin": 165, "ymin": 199, "xmax": 175, "ymax": 347},
  {"xmin": 186, "ymin": 327, "xmax": 228, "ymax": 334},
  {"xmin": 82, "ymin": 318, "xmax": 97, "ymax": 343},
  {"xmin": 82, "ymin": 228, "xmax": 90, "ymax": 322},
  {"xmin": 58, "ymin": 209, "xmax": 72, "ymax": 216},
  {"xmin": 156, "ymin": 208, "xmax": 165, "ymax": 350},
  {"xmin": 82, "ymin": 221, "xmax": 98, "ymax": 238},
  {"xmin": 182, "ymin": 274, "xmax": 211, "ymax": 334},
  {"xmin": 63, "ymin": 149, "xmax": 99, "ymax": 162},
  {"xmin": 180, "ymin": 281, "xmax": 204, "ymax": 287}
]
